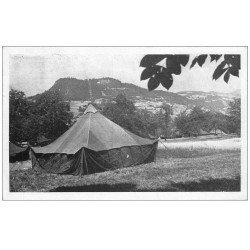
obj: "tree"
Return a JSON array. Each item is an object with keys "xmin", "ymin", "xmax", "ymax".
[
  {"xmin": 102, "ymin": 94, "xmax": 157, "ymax": 137},
  {"xmin": 137, "ymin": 109, "xmax": 158, "ymax": 137},
  {"xmin": 174, "ymin": 111, "xmax": 191, "ymax": 136},
  {"xmin": 174, "ymin": 106, "xmax": 208, "ymax": 137},
  {"xmin": 9, "ymin": 89, "xmax": 29, "ymax": 143},
  {"xmin": 140, "ymin": 54, "xmax": 241, "ymax": 91},
  {"xmin": 9, "ymin": 89, "xmax": 74, "ymax": 144},
  {"xmin": 227, "ymin": 98, "xmax": 241, "ymax": 135},
  {"xmin": 174, "ymin": 107, "xmax": 212, "ymax": 137},
  {"xmin": 115, "ymin": 93, "xmax": 136, "ymax": 114},
  {"xmin": 174, "ymin": 105, "xmax": 232, "ymax": 137},
  {"xmin": 204, "ymin": 111, "xmax": 228, "ymax": 134},
  {"xmin": 102, "ymin": 94, "xmax": 140, "ymax": 134},
  {"xmin": 156, "ymin": 103, "xmax": 173, "ymax": 137},
  {"xmin": 29, "ymin": 91, "xmax": 73, "ymax": 142},
  {"xmin": 188, "ymin": 106, "xmax": 207, "ymax": 135},
  {"xmin": 162, "ymin": 104, "xmax": 172, "ymax": 127}
]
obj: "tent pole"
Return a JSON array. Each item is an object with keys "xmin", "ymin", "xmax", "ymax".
[{"xmin": 82, "ymin": 148, "xmax": 89, "ymax": 175}]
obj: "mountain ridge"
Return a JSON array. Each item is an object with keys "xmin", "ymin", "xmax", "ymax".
[{"xmin": 30, "ymin": 77, "xmax": 240, "ymax": 116}]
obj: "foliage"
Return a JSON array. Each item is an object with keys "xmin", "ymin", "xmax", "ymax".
[
  {"xmin": 9, "ymin": 89, "xmax": 30, "ymax": 143},
  {"xmin": 205, "ymin": 111, "xmax": 228, "ymax": 133},
  {"xmin": 174, "ymin": 106, "xmax": 229, "ymax": 137},
  {"xmin": 136, "ymin": 108, "xmax": 159, "ymax": 137},
  {"xmin": 227, "ymin": 98, "xmax": 241, "ymax": 135},
  {"xmin": 102, "ymin": 94, "xmax": 158, "ymax": 137},
  {"xmin": 102, "ymin": 94, "xmax": 240, "ymax": 138},
  {"xmin": 161, "ymin": 103, "xmax": 172, "ymax": 128},
  {"xmin": 31, "ymin": 91, "xmax": 73, "ymax": 141},
  {"xmin": 102, "ymin": 94, "xmax": 141, "ymax": 136},
  {"xmin": 140, "ymin": 54, "xmax": 240, "ymax": 90},
  {"xmin": 174, "ymin": 111, "xmax": 191, "ymax": 136},
  {"xmin": 9, "ymin": 89, "xmax": 73, "ymax": 145},
  {"xmin": 188, "ymin": 106, "xmax": 208, "ymax": 134},
  {"xmin": 78, "ymin": 105, "xmax": 87, "ymax": 114},
  {"xmin": 155, "ymin": 103, "xmax": 173, "ymax": 137}
]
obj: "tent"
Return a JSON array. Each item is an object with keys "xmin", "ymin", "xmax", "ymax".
[
  {"xmin": 199, "ymin": 129, "xmax": 209, "ymax": 136},
  {"xmin": 37, "ymin": 135, "xmax": 51, "ymax": 146},
  {"xmin": 31, "ymin": 104, "xmax": 158, "ymax": 175},
  {"xmin": 210, "ymin": 128, "xmax": 227, "ymax": 135},
  {"xmin": 9, "ymin": 142, "xmax": 29, "ymax": 163}
]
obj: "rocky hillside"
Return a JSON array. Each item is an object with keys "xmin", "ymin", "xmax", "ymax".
[{"xmin": 31, "ymin": 77, "xmax": 240, "ymax": 116}]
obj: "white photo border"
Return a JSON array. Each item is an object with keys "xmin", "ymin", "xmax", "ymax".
[{"xmin": 2, "ymin": 46, "xmax": 248, "ymax": 201}]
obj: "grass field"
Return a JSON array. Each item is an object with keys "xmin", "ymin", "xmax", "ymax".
[{"xmin": 9, "ymin": 136, "xmax": 241, "ymax": 192}]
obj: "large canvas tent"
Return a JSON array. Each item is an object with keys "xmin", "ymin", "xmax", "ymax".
[
  {"xmin": 31, "ymin": 104, "xmax": 158, "ymax": 175},
  {"xmin": 9, "ymin": 142, "xmax": 29, "ymax": 162},
  {"xmin": 210, "ymin": 128, "xmax": 227, "ymax": 135}
]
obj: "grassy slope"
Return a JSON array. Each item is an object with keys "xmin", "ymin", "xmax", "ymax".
[{"xmin": 10, "ymin": 150, "xmax": 240, "ymax": 192}]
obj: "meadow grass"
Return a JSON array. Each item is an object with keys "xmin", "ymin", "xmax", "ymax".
[
  {"xmin": 157, "ymin": 137, "xmax": 240, "ymax": 158},
  {"xmin": 10, "ymin": 152, "xmax": 240, "ymax": 192},
  {"xmin": 9, "ymin": 137, "xmax": 241, "ymax": 192},
  {"xmin": 157, "ymin": 147, "xmax": 240, "ymax": 159}
]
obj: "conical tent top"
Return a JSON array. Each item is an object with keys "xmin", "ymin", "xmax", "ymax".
[
  {"xmin": 32, "ymin": 102, "xmax": 157, "ymax": 154},
  {"xmin": 84, "ymin": 104, "xmax": 98, "ymax": 114}
]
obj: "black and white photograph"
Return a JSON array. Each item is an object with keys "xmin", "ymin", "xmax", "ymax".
[
  {"xmin": 1, "ymin": 1, "xmax": 250, "ymax": 250},
  {"xmin": 2, "ymin": 46, "xmax": 247, "ymax": 200}
]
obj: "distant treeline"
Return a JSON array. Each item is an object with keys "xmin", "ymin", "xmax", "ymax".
[
  {"xmin": 9, "ymin": 89, "xmax": 241, "ymax": 146},
  {"xmin": 80, "ymin": 94, "xmax": 241, "ymax": 138}
]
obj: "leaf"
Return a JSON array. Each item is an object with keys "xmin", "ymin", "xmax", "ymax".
[
  {"xmin": 212, "ymin": 61, "xmax": 227, "ymax": 80},
  {"xmin": 229, "ymin": 67, "xmax": 239, "ymax": 77},
  {"xmin": 224, "ymin": 70, "xmax": 230, "ymax": 83},
  {"xmin": 190, "ymin": 55, "xmax": 208, "ymax": 68},
  {"xmin": 224, "ymin": 54, "xmax": 241, "ymax": 70},
  {"xmin": 175, "ymin": 55, "xmax": 190, "ymax": 66},
  {"xmin": 161, "ymin": 75, "xmax": 173, "ymax": 90},
  {"xmin": 166, "ymin": 56, "xmax": 181, "ymax": 75},
  {"xmin": 140, "ymin": 55, "xmax": 167, "ymax": 67},
  {"xmin": 172, "ymin": 64, "xmax": 181, "ymax": 75},
  {"xmin": 197, "ymin": 55, "xmax": 208, "ymax": 67},
  {"xmin": 148, "ymin": 76, "xmax": 160, "ymax": 91},
  {"xmin": 190, "ymin": 58, "xmax": 198, "ymax": 68},
  {"xmin": 159, "ymin": 69, "xmax": 173, "ymax": 90},
  {"xmin": 140, "ymin": 66, "xmax": 162, "ymax": 80},
  {"xmin": 210, "ymin": 54, "xmax": 222, "ymax": 62}
]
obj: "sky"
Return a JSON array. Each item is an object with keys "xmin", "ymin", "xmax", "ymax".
[{"xmin": 9, "ymin": 53, "xmax": 241, "ymax": 96}]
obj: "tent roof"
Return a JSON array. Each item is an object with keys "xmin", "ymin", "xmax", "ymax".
[
  {"xmin": 37, "ymin": 135, "xmax": 50, "ymax": 144},
  {"xmin": 210, "ymin": 128, "xmax": 227, "ymax": 134},
  {"xmin": 199, "ymin": 129, "xmax": 208, "ymax": 135},
  {"xmin": 9, "ymin": 142, "xmax": 28, "ymax": 156},
  {"xmin": 84, "ymin": 104, "xmax": 98, "ymax": 114},
  {"xmin": 33, "ymin": 104, "xmax": 156, "ymax": 154}
]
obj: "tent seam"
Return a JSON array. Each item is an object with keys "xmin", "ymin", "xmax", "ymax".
[{"xmin": 86, "ymin": 113, "xmax": 91, "ymax": 148}]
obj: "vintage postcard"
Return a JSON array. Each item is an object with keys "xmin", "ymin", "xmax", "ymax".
[{"xmin": 2, "ymin": 46, "xmax": 248, "ymax": 200}]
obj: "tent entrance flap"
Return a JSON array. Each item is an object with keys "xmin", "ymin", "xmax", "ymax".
[{"xmin": 82, "ymin": 147, "xmax": 88, "ymax": 175}]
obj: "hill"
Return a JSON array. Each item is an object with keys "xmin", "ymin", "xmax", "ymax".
[{"xmin": 31, "ymin": 77, "xmax": 240, "ymax": 116}]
